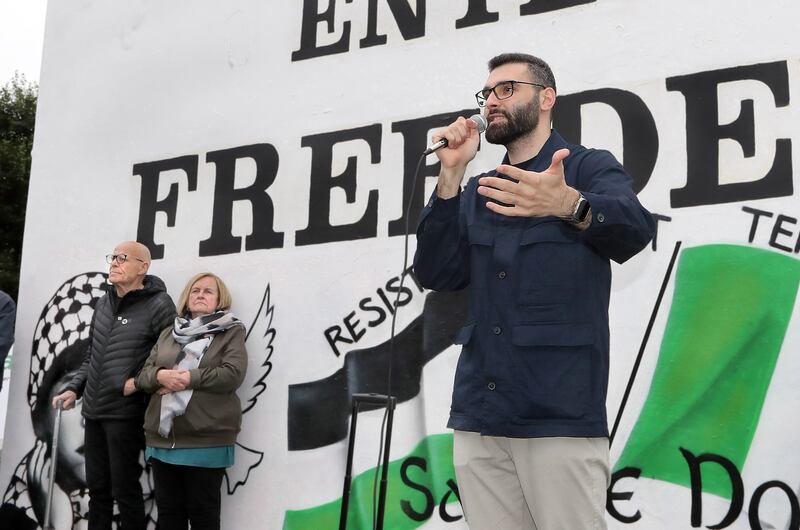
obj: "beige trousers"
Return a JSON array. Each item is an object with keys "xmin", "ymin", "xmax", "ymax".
[{"xmin": 453, "ymin": 431, "xmax": 610, "ymax": 530}]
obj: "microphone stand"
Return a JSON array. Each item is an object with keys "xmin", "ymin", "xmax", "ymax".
[
  {"xmin": 339, "ymin": 131, "xmax": 482, "ymax": 529},
  {"xmin": 338, "ymin": 393, "xmax": 397, "ymax": 530}
]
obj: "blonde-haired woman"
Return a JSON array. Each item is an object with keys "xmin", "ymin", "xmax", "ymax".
[{"xmin": 136, "ymin": 272, "xmax": 247, "ymax": 530}]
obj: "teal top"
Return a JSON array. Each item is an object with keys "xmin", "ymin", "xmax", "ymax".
[{"xmin": 146, "ymin": 445, "xmax": 234, "ymax": 468}]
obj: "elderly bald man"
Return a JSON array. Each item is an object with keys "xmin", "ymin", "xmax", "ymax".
[{"xmin": 54, "ymin": 241, "xmax": 175, "ymax": 530}]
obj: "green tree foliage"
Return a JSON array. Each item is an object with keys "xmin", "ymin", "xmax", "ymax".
[{"xmin": 0, "ymin": 73, "xmax": 37, "ymax": 301}]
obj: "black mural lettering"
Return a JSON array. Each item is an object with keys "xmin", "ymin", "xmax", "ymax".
[
  {"xmin": 360, "ymin": 0, "xmax": 425, "ymax": 48},
  {"xmin": 742, "ymin": 206, "xmax": 774, "ymax": 243},
  {"xmin": 667, "ymin": 61, "xmax": 792, "ymax": 208},
  {"xmin": 359, "ymin": 297, "xmax": 387, "ymax": 327},
  {"xmin": 455, "ymin": 0, "xmax": 499, "ymax": 28},
  {"xmin": 296, "ymin": 124, "xmax": 381, "ymax": 246},
  {"xmin": 199, "ymin": 144, "xmax": 284, "ymax": 257},
  {"xmin": 606, "ymin": 467, "xmax": 642, "ymax": 524},
  {"xmin": 293, "ymin": 0, "xmax": 603, "ymax": 59},
  {"xmin": 553, "ymin": 88, "xmax": 658, "ymax": 194},
  {"xmin": 389, "ymin": 110, "xmax": 479, "ymax": 237},
  {"xmin": 134, "ymin": 155, "xmax": 199, "ymax": 260},
  {"xmin": 748, "ymin": 481, "xmax": 800, "ymax": 530},
  {"xmin": 400, "ymin": 456, "xmax": 435, "ymax": 522},
  {"xmin": 438, "ymin": 479, "xmax": 463, "ymax": 522},
  {"xmin": 680, "ymin": 448, "xmax": 744, "ymax": 529},
  {"xmin": 324, "ymin": 325, "xmax": 353, "ymax": 357},
  {"xmin": 650, "ymin": 213, "xmax": 672, "ymax": 251},
  {"xmin": 376, "ymin": 287, "xmax": 395, "ymax": 315},
  {"xmin": 291, "ymin": 0, "xmax": 351, "ymax": 61},
  {"xmin": 519, "ymin": 0, "xmax": 596, "ymax": 15},
  {"xmin": 325, "ymin": 270, "xmax": 425, "ymax": 356},
  {"xmin": 135, "ymin": 60, "xmax": 798, "ymax": 258},
  {"xmin": 343, "ymin": 310, "xmax": 366, "ymax": 342},
  {"xmin": 741, "ymin": 206, "xmax": 800, "ymax": 253},
  {"xmin": 404, "ymin": 265, "xmax": 426, "ymax": 293},
  {"xmin": 385, "ymin": 276, "xmax": 413, "ymax": 307},
  {"xmin": 769, "ymin": 214, "xmax": 798, "ymax": 253}
]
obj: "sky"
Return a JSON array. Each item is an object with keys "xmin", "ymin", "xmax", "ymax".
[{"xmin": 0, "ymin": 0, "xmax": 47, "ymax": 84}]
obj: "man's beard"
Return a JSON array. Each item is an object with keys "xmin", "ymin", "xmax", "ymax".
[{"xmin": 485, "ymin": 97, "xmax": 539, "ymax": 146}]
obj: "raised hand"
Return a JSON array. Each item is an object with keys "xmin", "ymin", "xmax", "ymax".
[
  {"xmin": 476, "ymin": 148, "xmax": 577, "ymax": 218},
  {"xmin": 432, "ymin": 116, "xmax": 483, "ymax": 199}
]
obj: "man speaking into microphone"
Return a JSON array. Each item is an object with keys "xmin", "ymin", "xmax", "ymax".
[{"xmin": 413, "ymin": 53, "xmax": 655, "ymax": 530}]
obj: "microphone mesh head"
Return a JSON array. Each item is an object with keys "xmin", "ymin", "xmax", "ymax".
[{"xmin": 470, "ymin": 114, "xmax": 488, "ymax": 134}]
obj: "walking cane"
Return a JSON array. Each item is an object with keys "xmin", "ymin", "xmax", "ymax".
[{"xmin": 44, "ymin": 399, "xmax": 64, "ymax": 530}]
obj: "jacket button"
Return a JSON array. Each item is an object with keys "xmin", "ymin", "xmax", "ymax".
[
  {"xmin": 492, "ymin": 326, "xmax": 502, "ymax": 335},
  {"xmin": 487, "ymin": 382, "xmax": 496, "ymax": 391},
  {"xmin": 498, "ymin": 271, "xmax": 507, "ymax": 279},
  {"xmin": 597, "ymin": 212, "xmax": 606, "ymax": 223}
]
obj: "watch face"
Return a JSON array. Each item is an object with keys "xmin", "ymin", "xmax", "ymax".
[{"xmin": 575, "ymin": 197, "xmax": 590, "ymax": 222}]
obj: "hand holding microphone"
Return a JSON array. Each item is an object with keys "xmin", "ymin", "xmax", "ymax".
[
  {"xmin": 424, "ymin": 113, "xmax": 487, "ymax": 155},
  {"xmin": 428, "ymin": 114, "xmax": 487, "ymax": 199}
]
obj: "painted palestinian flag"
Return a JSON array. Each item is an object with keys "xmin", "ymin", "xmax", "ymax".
[
  {"xmin": 614, "ymin": 244, "xmax": 800, "ymax": 528},
  {"xmin": 283, "ymin": 433, "xmax": 460, "ymax": 530},
  {"xmin": 283, "ymin": 289, "xmax": 469, "ymax": 529}
]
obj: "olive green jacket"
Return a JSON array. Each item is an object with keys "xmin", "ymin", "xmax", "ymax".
[{"xmin": 136, "ymin": 324, "xmax": 248, "ymax": 448}]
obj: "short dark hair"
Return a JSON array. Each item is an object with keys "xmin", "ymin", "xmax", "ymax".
[{"xmin": 488, "ymin": 53, "xmax": 556, "ymax": 93}]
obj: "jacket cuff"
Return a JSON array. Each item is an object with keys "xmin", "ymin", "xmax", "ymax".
[
  {"xmin": 61, "ymin": 384, "xmax": 80, "ymax": 396},
  {"xmin": 187, "ymin": 368, "xmax": 200, "ymax": 390},
  {"xmin": 579, "ymin": 191, "xmax": 614, "ymax": 232},
  {"xmin": 427, "ymin": 191, "xmax": 460, "ymax": 220}
]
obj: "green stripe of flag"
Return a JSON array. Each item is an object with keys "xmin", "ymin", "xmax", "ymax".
[
  {"xmin": 283, "ymin": 433, "xmax": 458, "ymax": 530},
  {"xmin": 615, "ymin": 244, "xmax": 800, "ymax": 498}
]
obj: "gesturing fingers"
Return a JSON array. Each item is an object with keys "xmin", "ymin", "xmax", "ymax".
[
  {"xmin": 484, "ymin": 200, "xmax": 528, "ymax": 217},
  {"xmin": 479, "ymin": 175, "xmax": 522, "ymax": 191},
  {"xmin": 478, "ymin": 171, "xmax": 542, "ymax": 211},
  {"xmin": 494, "ymin": 164, "xmax": 536, "ymax": 183},
  {"xmin": 477, "ymin": 182, "xmax": 517, "ymax": 206},
  {"xmin": 478, "ymin": 161, "xmax": 569, "ymax": 218},
  {"xmin": 547, "ymin": 148, "xmax": 570, "ymax": 174}
]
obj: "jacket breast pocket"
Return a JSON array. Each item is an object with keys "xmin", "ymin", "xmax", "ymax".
[
  {"xmin": 468, "ymin": 224, "xmax": 494, "ymax": 250},
  {"xmin": 509, "ymin": 322, "xmax": 595, "ymax": 422},
  {"xmin": 517, "ymin": 222, "xmax": 580, "ymax": 290}
]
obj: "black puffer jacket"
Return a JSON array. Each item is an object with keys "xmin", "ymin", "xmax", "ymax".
[{"xmin": 65, "ymin": 275, "xmax": 175, "ymax": 420}]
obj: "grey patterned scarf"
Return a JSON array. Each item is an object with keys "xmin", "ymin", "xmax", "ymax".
[{"xmin": 158, "ymin": 311, "xmax": 243, "ymax": 438}]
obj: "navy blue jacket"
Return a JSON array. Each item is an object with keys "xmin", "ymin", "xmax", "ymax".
[{"xmin": 413, "ymin": 130, "xmax": 655, "ymax": 438}]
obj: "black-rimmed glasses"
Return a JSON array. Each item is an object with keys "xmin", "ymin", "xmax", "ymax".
[
  {"xmin": 475, "ymin": 80, "xmax": 547, "ymax": 107},
  {"xmin": 106, "ymin": 254, "xmax": 145, "ymax": 265}
]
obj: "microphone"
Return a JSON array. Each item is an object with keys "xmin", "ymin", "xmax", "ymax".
[{"xmin": 424, "ymin": 114, "xmax": 487, "ymax": 155}]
